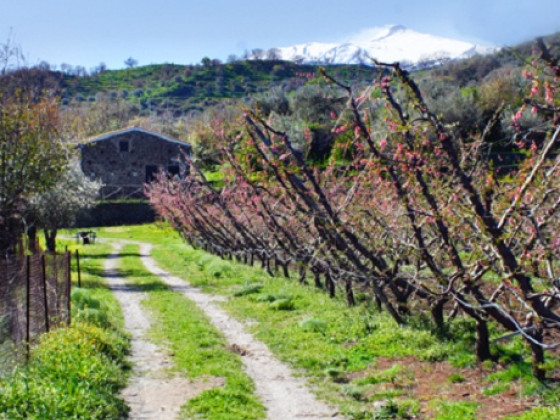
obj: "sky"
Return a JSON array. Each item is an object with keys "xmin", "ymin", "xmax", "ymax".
[{"xmin": 2, "ymin": 0, "xmax": 560, "ymax": 70}]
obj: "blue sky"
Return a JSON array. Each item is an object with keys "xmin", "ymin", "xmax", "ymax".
[{"xmin": 2, "ymin": 0, "xmax": 559, "ymax": 70}]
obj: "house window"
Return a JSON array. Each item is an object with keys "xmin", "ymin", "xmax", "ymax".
[
  {"xmin": 168, "ymin": 165, "xmax": 180, "ymax": 178},
  {"xmin": 119, "ymin": 141, "xmax": 129, "ymax": 152},
  {"xmin": 145, "ymin": 165, "xmax": 158, "ymax": 183}
]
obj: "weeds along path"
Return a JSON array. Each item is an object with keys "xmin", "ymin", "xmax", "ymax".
[
  {"xmin": 104, "ymin": 243, "xmax": 220, "ymax": 420},
  {"xmin": 136, "ymin": 241, "xmax": 343, "ymax": 420}
]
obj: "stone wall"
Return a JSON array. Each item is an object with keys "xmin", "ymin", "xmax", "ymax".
[{"xmin": 81, "ymin": 130, "xmax": 190, "ymax": 198}]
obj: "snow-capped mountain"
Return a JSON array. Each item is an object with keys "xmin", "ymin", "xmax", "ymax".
[{"xmin": 273, "ymin": 25, "xmax": 496, "ymax": 68}]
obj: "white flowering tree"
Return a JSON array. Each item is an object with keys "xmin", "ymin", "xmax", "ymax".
[{"xmin": 28, "ymin": 164, "xmax": 102, "ymax": 252}]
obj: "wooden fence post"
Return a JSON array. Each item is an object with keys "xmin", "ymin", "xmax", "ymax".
[
  {"xmin": 66, "ymin": 252, "xmax": 71, "ymax": 326},
  {"xmin": 76, "ymin": 250, "xmax": 81, "ymax": 288},
  {"xmin": 41, "ymin": 254, "xmax": 50, "ymax": 333},
  {"xmin": 25, "ymin": 255, "xmax": 31, "ymax": 362}
]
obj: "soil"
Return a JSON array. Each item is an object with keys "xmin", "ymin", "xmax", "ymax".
[
  {"xmin": 106, "ymin": 241, "xmax": 343, "ymax": 420},
  {"xmin": 349, "ymin": 355, "xmax": 537, "ymax": 419}
]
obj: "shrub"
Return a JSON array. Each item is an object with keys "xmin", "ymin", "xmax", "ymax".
[
  {"xmin": 233, "ymin": 282, "xmax": 263, "ymax": 296},
  {"xmin": 0, "ymin": 323, "xmax": 129, "ymax": 419},
  {"xmin": 269, "ymin": 298, "xmax": 295, "ymax": 311}
]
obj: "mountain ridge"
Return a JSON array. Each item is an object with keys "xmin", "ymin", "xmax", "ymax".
[{"xmin": 273, "ymin": 25, "xmax": 496, "ymax": 68}]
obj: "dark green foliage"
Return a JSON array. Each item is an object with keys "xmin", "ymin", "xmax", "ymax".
[
  {"xmin": 76, "ymin": 200, "xmax": 156, "ymax": 227},
  {"xmin": 233, "ymin": 282, "xmax": 264, "ymax": 296},
  {"xmin": 269, "ymin": 298, "xmax": 295, "ymax": 311}
]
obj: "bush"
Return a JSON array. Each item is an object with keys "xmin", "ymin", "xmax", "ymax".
[
  {"xmin": 269, "ymin": 298, "xmax": 295, "ymax": 311},
  {"xmin": 233, "ymin": 282, "xmax": 263, "ymax": 296},
  {"xmin": 205, "ymin": 260, "xmax": 233, "ymax": 278},
  {"xmin": 76, "ymin": 201, "xmax": 156, "ymax": 227},
  {"xmin": 0, "ymin": 323, "xmax": 129, "ymax": 419}
]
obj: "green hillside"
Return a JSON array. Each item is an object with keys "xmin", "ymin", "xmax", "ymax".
[{"xmin": 1, "ymin": 60, "xmax": 375, "ymax": 115}]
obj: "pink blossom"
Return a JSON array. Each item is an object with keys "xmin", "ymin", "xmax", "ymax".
[
  {"xmin": 379, "ymin": 138, "xmax": 387, "ymax": 149},
  {"xmin": 522, "ymin": 70, "xmax": 533, "ymax": 80},
  {"xmin": 530, "ymin": 81, "xmax": 539, "ymax": 96},
  {"xmin": 333, "ymin": 125, "xmax": 347, "ymax": 134},
  {"xmin": 530, "ymin": 142, "xmax": 538, "ymax": 152},
  {"xmin": 512, "ymin": 108, "xmax": 525, "ymax": 125},
  {"xmin": 545, "ymin": 81, "xmax": 555, "ymax": 104}
]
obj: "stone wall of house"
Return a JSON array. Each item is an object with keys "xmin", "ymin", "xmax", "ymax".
[{"xmin": 81, "ymin": 130, "xmax": 190, "ymax": 197}]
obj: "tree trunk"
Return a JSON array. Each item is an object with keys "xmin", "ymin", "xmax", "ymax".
[
  {"xmin": 431, "ymin": 299, "xmax": 447, "ymax": 332},
  {"xmin": 528, "ymin": 328, "xmax": 545, "ymax": 380},
  {"xmin": 373, "ymin": 293, "xmax": 382, "ymax": 311},
  {"xmin": 326, "ymin": 272, "xmax": 336, "ymax": 298},
  {"xmin": 345, "ymin": 278, "xmax": 355, "ymax": 306},
  {"xmin": 475, "ymin": 319, "xmax": 492, "ymax": 362},
  {"xmin": 281, "ymin": 261, "xmax": 290, "ymax": 278},
  {"xmin": 265, "ymin": 258, "xmax": 274, "ymax": 277},
  {"xmin": 298, "ymin": 265, "xmax": 307, "ymax": 285},
  {"xmin": 273, "ymin": 257, "xmax": 280, "ymax": 276},
  {"xmin": 44, "ymin": 229, "xmax": 57, "ymax": 253},
  {"xmin": 27, "ymin": 225, "xmax": 38, "ymax": 254},
  {"xmin": 371, "ymin": 280, "xmax": 404, "ymax": 325},
  {"xmin": 313, "ymin": 270, "xmax": 323, "ymax": 289},
  {"xmin": 458, "ymin": 298, "xmax": 492, "ymax": 362}
]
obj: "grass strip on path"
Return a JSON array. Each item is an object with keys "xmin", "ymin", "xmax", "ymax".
[{"xmin": 117, "ymin": 242, "xmax": 265, "ymax": 420}]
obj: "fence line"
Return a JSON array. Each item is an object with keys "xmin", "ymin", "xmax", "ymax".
[{"xmin": 0, "ymin": 251, "xmax": 73, "ymax": 361}]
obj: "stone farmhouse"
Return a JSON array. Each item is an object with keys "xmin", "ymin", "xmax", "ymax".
[{"xmin": 79, "ymin": 126, "xmax": 191, "ymax": 198}]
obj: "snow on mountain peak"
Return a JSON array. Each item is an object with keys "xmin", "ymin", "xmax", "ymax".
[{"xmin": 273, "ymin": 25, "xmax": 496, "ymax": 68}]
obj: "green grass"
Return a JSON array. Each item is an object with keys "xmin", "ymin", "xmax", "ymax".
[
  {"xmin": 103, "ymin": 226, "xmax": 446, "ymax": 417},
  {"xmin": 503, "ymin": 407, "xmax": 560, "ymax": 420},
  {"xmin": 0, "ymin": 322, "xmax": 129, "ymax": 420},
  {"xmin": 94, "ymin": 224, "xmax": 560, "ymax": 419},
  {"xmin": 0, "ymin": 239, "xmax": 129, "ymax": 419},
  {"xmin": 430, "ymin": 401, "xmax": 478, "ymax": 420},
  {"xmin": 118, "ymin": 243, "xmax": 265, "ymax": 420}
]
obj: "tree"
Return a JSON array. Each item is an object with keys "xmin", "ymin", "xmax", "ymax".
[
  {"xmin": 266, "ymin": 48, "xmax": 281, "ymax": 60},
  {"xmin": 0, "ymin": 94, "xmax": 66, "ymax": 254},
  {"xmin": 251, "ymin": 49, "xmax": 265, "ymax": 60},
  {"xmin": 0, "ymin": 30, "xmax": 24, "ymax": 75},
  {"xmin": 146, "ymin": 38, "xmax": 560, "ymax": 379},
  {"xmin": 28, "ymin": 164, "xmax": 101, "ymax": 252},
  {"xmin": 124, "ymin": 57, "xmax": 138, "ymax": 68},
  {"xmin": 90, "ymin": 62, "xmax": 107, "ymax": 75},
  {"xmin": 201, "ymin": 57, "xmax": 212, "ymax": 67}
]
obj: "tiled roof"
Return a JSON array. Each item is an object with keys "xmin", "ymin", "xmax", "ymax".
[{"xmin": 84, "ymin": 126, "xmax": 191, "ymax": 148}]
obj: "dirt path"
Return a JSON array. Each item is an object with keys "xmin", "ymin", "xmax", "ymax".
[
  {"xmin": 136, "ymin": 242, "xmax": 343, "ymax": 420},
  {"xmin": 104, "ymin": 243, "xmax": 222, "ymax": 420}
]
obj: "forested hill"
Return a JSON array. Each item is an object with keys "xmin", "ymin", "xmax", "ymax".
[
  {"xmin": 0, "ymin": 30, "xmax": 557, "ymax": 118},
  {"xmin": 0, "ymin": 60, "xmax": 374, "ymax": 114}
]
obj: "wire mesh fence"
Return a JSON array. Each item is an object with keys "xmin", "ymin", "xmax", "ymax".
[{"xmin": 0, "ymin": 252, "xmax": 71, "ymax": 366}]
